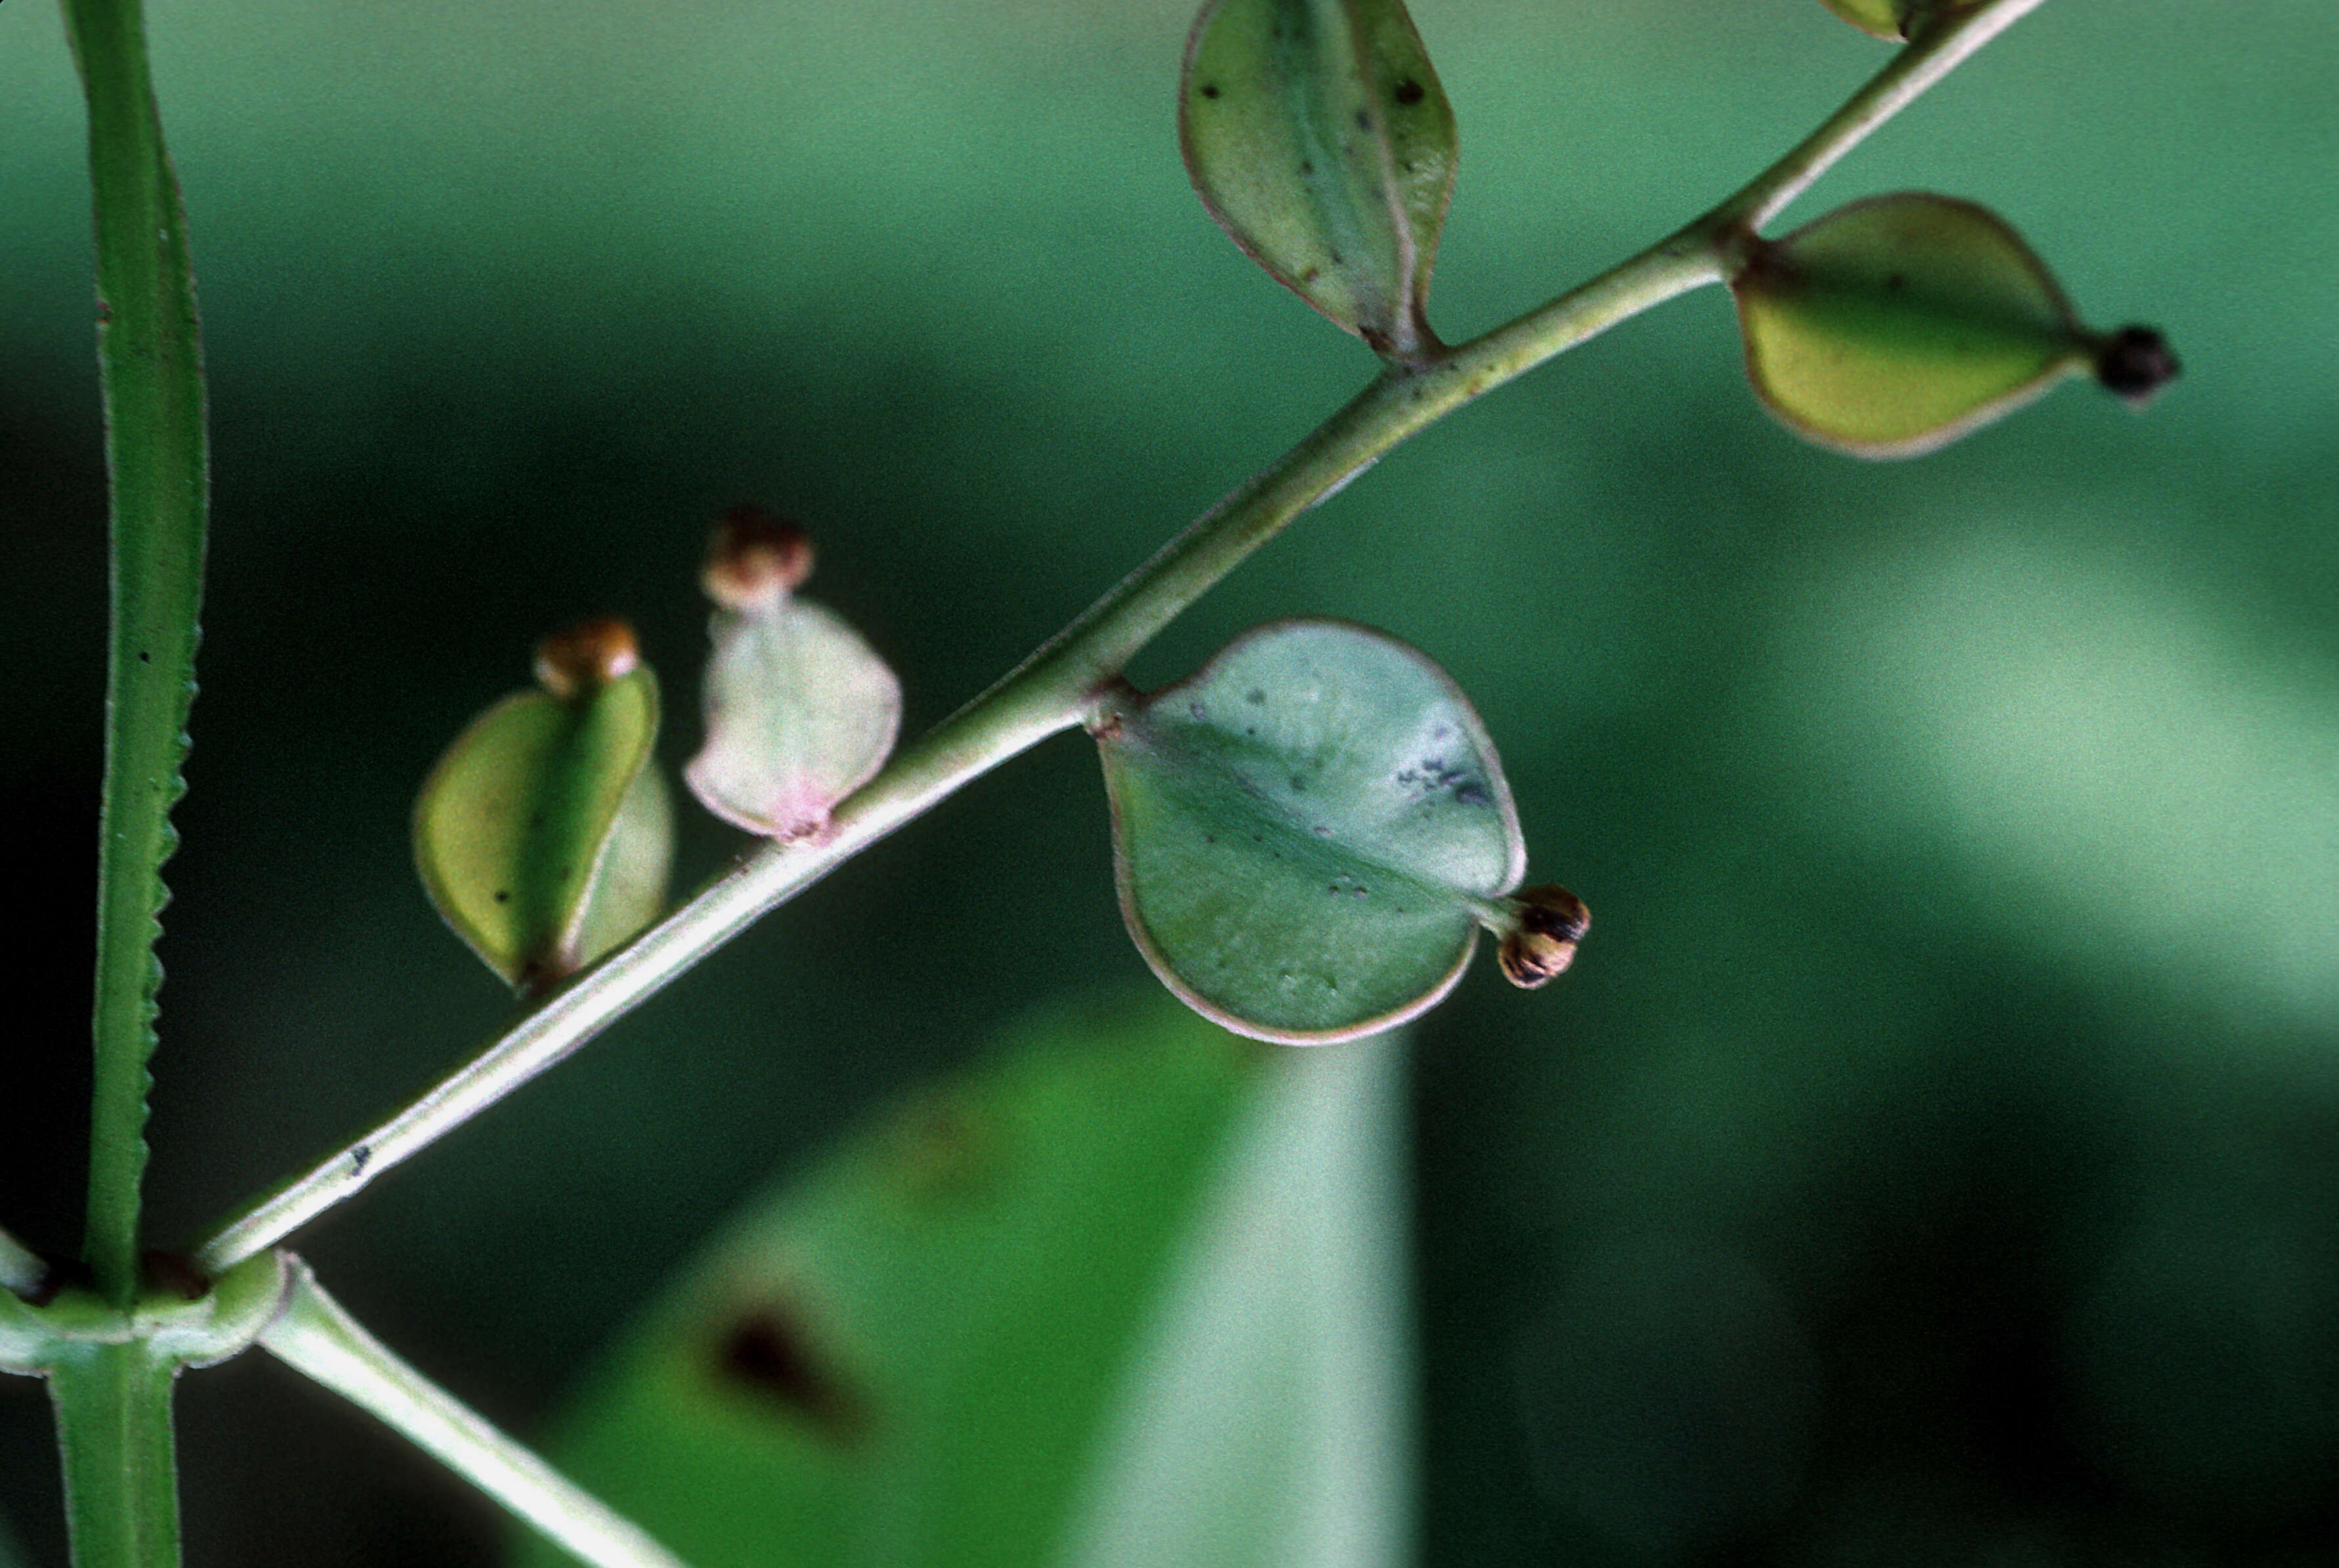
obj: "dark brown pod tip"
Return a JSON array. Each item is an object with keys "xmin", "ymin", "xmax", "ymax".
[
  {"xmin": 1498, "ymin": 883, "xmax": 1590, "ymax": 990},
  {"xmin": 705, "ymin": 504, "xmax": 814, "ymax": 610},
  {"xmin": 2093, "ymin": 325, "xmax": 2179, "ymax": 407},
  {"xmin": 533, "ymin": 617, "xmax": 641, "ymax": 700}
]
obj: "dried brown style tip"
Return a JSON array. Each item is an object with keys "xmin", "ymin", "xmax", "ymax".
[
  {"xmin": 1498, "ymin": 883, "xmax": 1590, "ymax": 989},
  {"xmin": 704, "ymin": 505, "xmax": 816, "ymax": 610},
  {"xmin": 2092, "ymin": 325, "xmax": 2180, "ymax": 407},
  {"xmin": 532, "ymin": 617, "xmax": 640, "ymax": 700}
]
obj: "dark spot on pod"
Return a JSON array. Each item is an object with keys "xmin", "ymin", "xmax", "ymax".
[
  {"xmin": 716, "ymin": 1309, "xmax": 866, "ymax": 1442},
  {"xmin": 350, "ymin": 1144, "xmax": 372, "ymax": 1175},
  {"xmin": 1246, "ymin": 688, "xmax": 1266, "ymax": 706},
  {"xmin": 1299, "ymin": 160, "xmax": 1314, "ymax": 177},
  {"xmin": 1190, "ymin": 700, "xmax": 1208, "ymax": 721},
  {"xmin": 1312, "ymin": 824, "xmax": 1333, "ymax": 838},
  {"xmin": 1885, "ymin": 271, "xmax": 1908, "ymax": 292},
  {"xmin": 1199, "ymin": 83, "xmax": 1220, "ymax": 100},
  {"xmin": 1354, "ymin": 110, "xmax": 1371, "ymax": 131},
  {"xmin": 1392, "ymin": 78, "xmax": 1425, "ymax": 106},
  {"xmin": 2093, "ymin": 325, "xmax": 2179, "ymax": 406},
  {"xmin": 493, "ymin": 889, "xmax": 512, "ymax": 904},
  {"xmin": 138, "ymin": 650, "xmax": 152, "ymax": 663},
  {"xmin": 1454, "ymin": 782, "xmax": 1490, "ymax": 808}
]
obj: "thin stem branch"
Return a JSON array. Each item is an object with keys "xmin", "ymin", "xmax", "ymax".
[
  {"xmin": 0, "ymin": 1227, "xmax": 49, "ymax": 1301},
  {"xmin": 1713, "ymin": 0, "xmax": 2053, "ymax": 237},
  {"xmin": 192, "ymin": 0, "xmax": 2041, "ymax": 1276},
  {"xmin": 259, "ymin": 1259, "xmax": 687, "ymax": 1568},
  {"xmin": 62, "ymin": 0, "xmax": 212, "ymax": 1309}
]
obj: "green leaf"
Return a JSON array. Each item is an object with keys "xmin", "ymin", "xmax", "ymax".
[
  {"xmin": 65, "ymin": 0, "xmax": 213, "ymax": 1307},
  {"xmin": 1732, "ymin": 192, "xmax": 2093, "ymax": 458},
  {"xmin": 1180, "ymin": 0, "xmax": 1458, "ymax": 360},
  {"xmin": 415, "ymin": 623, "xmax": 669, "ymax": 991},
  {"xmin": 1095, "ymin": 619, "xmax": 1523, "ymax": 1044},
  {"xmin": 514, "ymin": 997, "xmax": 1412, "ymax": 1568}
]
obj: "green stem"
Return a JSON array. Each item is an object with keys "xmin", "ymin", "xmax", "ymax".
[
  {"xmin": 190, "ymin": 0, "xmax": 2041, "ymax": 1277},
  {"xmin": 1712, "ymin": 0, "xmax": 2053, "ymax": 237},
  {"xmin": 48, "ymin": 1343, "xmax": 183, "ymax": 1568},
  {"xmin": 0, "ymin": 1227, "xmax": 49, "ymax": 1301},
  {"xmin": 259, "ymin": 1260, "xmax": 686, "ymax": 1568},
  {"xmin": 62, "ymin": 0, "xmax": 212, "ymax": 1307}
]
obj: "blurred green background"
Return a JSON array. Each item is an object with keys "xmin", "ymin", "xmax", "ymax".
[{"xmin": 4, "ymin": 0, "xmax": 2336, "ymax": 1563}]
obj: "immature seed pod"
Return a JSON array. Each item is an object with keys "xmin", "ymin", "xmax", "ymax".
[
  {"xmin": 1731, "ymin": 193, "xmax": 2174, "ymax": 458},
  {"xmin": 415, "ymin": 617, "xmax": 671, "ymax": 991},
  {"xmin": 1496, "ymin": 884, "xmax": 1589, "ymax": 989},
  {"xmin": 686, "ymin": 509, "xmax": 902, "ymax": 842}
]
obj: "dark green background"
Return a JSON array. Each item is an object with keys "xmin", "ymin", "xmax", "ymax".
[{"xmin": 4, "ymin": 1, "xmax": 2336, "ymax": 1563}]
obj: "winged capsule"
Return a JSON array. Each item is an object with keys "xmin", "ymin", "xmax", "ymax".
[
  {"xmin": 414, "ymin": 617, "xmax": 671, "ymax": 992},
  {"xmin": 1731, "ymin": 193, "xmax": 2176, "ymax": 458},
  {"xmin": 1180, "ymin": 0, "xmax": 1458, "ymax": 361},
  {"xmin": 686, "ymin": 508, "xmax": 902, "ymax": 842}
]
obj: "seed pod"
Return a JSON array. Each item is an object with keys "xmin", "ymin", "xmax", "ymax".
[
  {"xmin": 1732, "ymin": 193, "xmax": 2172, "ymax": 458},
  {"xmin": 686, "ymin": 510, "xmax": 901, "ymax": 842},
  {"xmin": 415, "ymin": 619, "xmax": 670, "ymax": 992},
  {"xmin": 1180, "ymin": 0, "xmax": 1458, "ymax": 360}
]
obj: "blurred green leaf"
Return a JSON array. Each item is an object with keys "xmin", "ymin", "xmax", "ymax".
[
  {"xmin": 1180, "ymin": 0, "xmax": 1457, "ymax": 359},
  {"xmin": 514, "ymin": 997, "xmax": 1410, "ymax": 1568},
  {"xmin": 1096, "ymin": 620, "xmax": 1522, "ymax": 1044},
  {"xmin": 414, "ymin": 623, "xmax": 668, "ymax": 991},
  {"xmin": 1733, "ymin": 192, "xmax": 2089, "ymax": 458}
]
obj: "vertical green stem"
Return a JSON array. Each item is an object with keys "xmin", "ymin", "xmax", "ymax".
[
  {"xmin": 47, "ymin": 1345, "xmax": 184, "ymax": 1568},
  {"xmin": 60, "ymin": 0, "xmax": 212, "ymax": 1305}
]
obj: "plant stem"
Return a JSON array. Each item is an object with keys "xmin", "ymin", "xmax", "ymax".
[
  {"xmin": 1714, "ymin": 0, "xmax": 2054, "ymax": 237},
  {"xmin": 0, "ymin": 1228, "xmax": 49, "ymax": 1301},
  {"xmin": 259, "ymin": 1260, "xmax": 686, "ymax": 1568},
  {"xmin": 191, "ymin": 0, "xmax": 2043, "ymax": 1276},
  {"xmin": 48, "ymin": 1343, "xmax": 183, "ymax": 1568},
  {"xmin": 62, "ymin": 0, "xmax": 211, "ymax": 1308}
]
